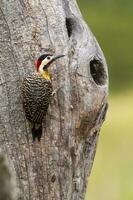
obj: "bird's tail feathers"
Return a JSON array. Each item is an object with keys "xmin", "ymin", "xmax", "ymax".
[{"xmin": 32, "ymin": 123, "xmax": 42, "ymax": 142}]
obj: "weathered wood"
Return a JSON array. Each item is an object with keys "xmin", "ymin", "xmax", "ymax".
[
  {"xmin": 0, "ymin": 152, "xmax": 17, "ymax": 200},
  {"xmin": 0, "ymin": 0, "xmax": 108, "ymax": 199}
]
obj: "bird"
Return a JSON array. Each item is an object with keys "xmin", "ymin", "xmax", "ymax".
[{"xmin": 22, "ymin": 54, "xmax": 65, "ymax": 141}]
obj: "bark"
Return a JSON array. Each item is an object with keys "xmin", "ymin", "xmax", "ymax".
[
  {"xmin": 0, "ymin": 152, "xmax": 17, "ymax": 200},
  {"xmin": 0, "ymin": 0, "xmax": 108, "ymax": 200}
]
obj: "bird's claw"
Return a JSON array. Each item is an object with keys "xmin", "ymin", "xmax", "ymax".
[{"xmin": 52, "ymin": 87, "xmax": 62, "ymax": 96}]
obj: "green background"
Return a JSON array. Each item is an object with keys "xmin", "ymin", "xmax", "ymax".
[{"xmin": 77, "ymin": 0, "xmax": 133, "ymax": 200}]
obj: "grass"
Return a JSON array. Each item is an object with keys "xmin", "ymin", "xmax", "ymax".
[
  {"xmin": 85, "ymin": 91, "xmax": 133, "ymax": 200},
  {"xmin": 76, "ymin": 1, "xmax": 133, "ymax": 198},
  {"xmin": 77, "ymin": 0, "xmax": 133, "ymax": 92}
]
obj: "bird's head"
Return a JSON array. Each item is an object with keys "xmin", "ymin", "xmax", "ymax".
[{"xmin": 35, "ymin": 54, "xmax": 65, "ymax": 80}]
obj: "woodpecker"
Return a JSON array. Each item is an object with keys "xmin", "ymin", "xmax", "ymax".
[{"xmin": 22, "ymin": 54, "xmax": 65, "ymax": 141}]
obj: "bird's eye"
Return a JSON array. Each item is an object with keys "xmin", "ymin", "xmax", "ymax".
[{"xmin": 47, "ymin": 56, "xmax": 51, "ymax": 60}]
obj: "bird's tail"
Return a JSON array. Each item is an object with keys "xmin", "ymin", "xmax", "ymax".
[{"xmin": 32, "ymin": 123, "xmax": 42, "ymax": 142}]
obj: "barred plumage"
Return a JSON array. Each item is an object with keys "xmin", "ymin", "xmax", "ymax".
[
  {"xmin": 22, "ymin": 53, "xmax": 64, "ymax": 141},
  {"xmin": 22, "ymin": 73, "xmax": 52, "ymax": 141}
]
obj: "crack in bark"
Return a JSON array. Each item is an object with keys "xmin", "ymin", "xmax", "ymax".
[
  {"xmin": 0, "ymin": 0, "xmax": 108, "ymax": 199},
  {"xmin": 39, "ymin": 0, "xmax": 53, "ymax": 46}
]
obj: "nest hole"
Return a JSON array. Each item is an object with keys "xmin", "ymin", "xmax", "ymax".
[
  {"xmin": 66, "ymin": 18, "xmax": 74, "ymax": 38},
  {"xmin": 90, "ymin": 58, "xmax": 107, "ymax": 85}
]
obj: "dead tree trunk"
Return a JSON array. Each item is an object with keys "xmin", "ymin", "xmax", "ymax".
[{"xmin": 0, "ymin": 0, "xmax": 108, "ymax": 199}]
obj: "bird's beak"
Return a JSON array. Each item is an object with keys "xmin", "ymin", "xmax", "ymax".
[
  {"xmin": 46, "ymin": 55, "xmax": 65, "ymax": 68},
  {"xmin": 52, "ymin": 55, "xmax": 65, "ymax": 62}
]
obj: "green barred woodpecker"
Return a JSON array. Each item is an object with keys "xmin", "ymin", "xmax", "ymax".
[{"xmin": 22, "ymin": 54, "xmax": 65, "ymax": 141}]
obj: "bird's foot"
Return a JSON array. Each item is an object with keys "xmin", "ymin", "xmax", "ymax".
[{"xmin": 52, "ymin": 86, "xmax": 62, "ymax": 96}]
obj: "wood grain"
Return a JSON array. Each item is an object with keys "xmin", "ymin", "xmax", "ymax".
[{"xmin": 0, "ymin": 0, "xmax": 108, "ymax": 199}]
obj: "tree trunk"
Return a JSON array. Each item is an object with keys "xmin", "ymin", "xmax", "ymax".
[{"xmin": 0, "ymin": 0, "xmax": 108, "ymax": 199}]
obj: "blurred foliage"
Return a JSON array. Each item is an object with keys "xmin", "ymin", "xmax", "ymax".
[
  {"xmin": 76, "ymin": 1, "xmax": 133, "ymax": 200},
  {"xmin": 77, "ymin": 0, "xmax": 133, "ymax": 92},
  {"xmin": 85, "ymin": 92, "xmax": 133, "ymax": 200}
]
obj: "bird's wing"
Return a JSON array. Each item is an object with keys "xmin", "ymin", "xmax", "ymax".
[{"xmin": 22, "ymin": 73, "xmax": 52, "ymax": 123}]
